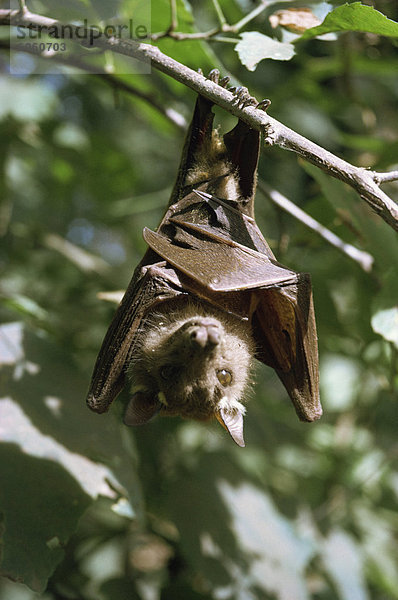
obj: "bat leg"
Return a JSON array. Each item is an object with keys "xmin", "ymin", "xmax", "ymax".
[
  {"xmin": 168, "ymin": 89, "xmax": 215, "ymax": 207},
  {"xmin": 140, "ymin": 260, "xmax": 167, "ymax": 273},
  {"xmin": 223, "ymin": 122, "xmax": 260, "ymax": 209},
  {"xmin": 140, "ymin": 260, "xmax": 184, "ymax": 290}
]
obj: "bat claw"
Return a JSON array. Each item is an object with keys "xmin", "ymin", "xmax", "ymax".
[
  {"xmin": 257, "ymin": 99, "xmax": 271, "ymax": 112},
  {"xmin": 206, "ymin": 70, "xmax": 230, "ymax": 89},
  {"xmin": 230, "ymin": 86, "xmax": 258, "ymax": 109},
  {"xmin": 208, "ymin": 68, "xmax": 220, "ymax": 84},
  {"xmin": 263, "ymin": 124, "xmax": 277, "ymax": 146},
  {"xmin": 219, "ymin": 76, "xmax": 230, "ymax": 88}
]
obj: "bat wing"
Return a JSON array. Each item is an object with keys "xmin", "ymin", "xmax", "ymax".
[
  {"xmin": 143, "ymin": 227, "xmax": 297, "ymax": 292},
  {"xmin": 144, "ymin": 222, "xmax": 321, "ymax": 423},
  {"xmin": 86, "ymin": 259, "xmax": 184, "ymax": 413},
  {"xmin": 253, "ymin": 278, "xmax": 321, "ymax": 422}
]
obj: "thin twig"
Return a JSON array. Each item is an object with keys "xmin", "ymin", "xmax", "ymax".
[
  {"xmin": 169, "ymin": 0, "xmax": 178, "ymax": 32},
  {"xmin": 152, "ymin": 0, "xmax": 273, "ymax": 41},
  {"xmin": 230, "ymin": 1, "xmax": 269, "ymax": 33},
  {"xmin": 1, "ymin": 8, "xmax": 397, "ymax": 231},
  {"xmin": 373, "ymin": 170, "xmax": 398, "ymax": 184},
  {"xmin": 18, "ymin": 0, "xmax": 27, "ymax": 14},
  {"xmin": 152, "ymin": 27, "xmax": 221, "ymax": 41},
  {"xmin": 258, "ymin": 181, "xmax": 374, "ymax": 272},
  {"xmin": 152, "ymin": 0, "xmax": 219, "ymax": 41},
  {"xmin": 211, "ymin": 0, "xmax": 227, "ymax": 29}
]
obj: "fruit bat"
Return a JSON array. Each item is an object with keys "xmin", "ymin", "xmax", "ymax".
[{"xmin": 86, "ymin": 73, "xmax": 322, "ymax": 446}]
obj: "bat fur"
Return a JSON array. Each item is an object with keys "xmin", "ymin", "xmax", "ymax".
[
  {"xmin": 185, "ymin": 129, "xmax": 242, "ymax": 203},
  {"xmin": 87, "ymin": 85, "xmax": 321, "ymax": 446},
  {"xmin": 126, "ymin": 297, "xmax": 254, "ymax": 422}
]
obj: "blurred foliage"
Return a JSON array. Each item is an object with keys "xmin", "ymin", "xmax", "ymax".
[{"xmin": 1, "ymin": 0, "xmax": 398, "ymax": 599}]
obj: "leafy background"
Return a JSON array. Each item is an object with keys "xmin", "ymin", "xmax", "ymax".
[{"xmin": 1, "ymin": 1, "xmax": 398, "ymax": 599}]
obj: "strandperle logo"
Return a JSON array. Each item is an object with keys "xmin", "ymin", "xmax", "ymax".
[{"xmin": 16, "ymin": 18, "xmax": 149, "ymax": 46}]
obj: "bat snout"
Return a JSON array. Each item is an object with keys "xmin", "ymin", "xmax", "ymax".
[{"xmin": 188, "ymin": 318, "xmax": 222, "ymax": 348}]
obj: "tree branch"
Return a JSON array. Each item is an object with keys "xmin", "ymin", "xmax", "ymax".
[
  {"xmin": 2, "ymin": 7, "xmax": 397, "ymax": 231},
  {"xmin": 258, "ymin": 181, "xmax": 374, "ymax": 272}
]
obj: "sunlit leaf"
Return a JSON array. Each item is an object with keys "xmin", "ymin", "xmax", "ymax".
[
  {"xmin": 0, "ymin": 322, "xmax": 144, "ymax": 591},
  {"xmin": 0, "ymin": 398, "xmax": 119, "ymax": 499},
  {"xmin": 0, "ymin": 295, "xmax": 48, "ymax": 322},
  {"xmin": 0, "ymin": 79, "xmax": 57, "ymax": 121},
  {"xmin": 298, "ymin": 2, "xmax": 398, "ymax": 41},
  {"xmin": 354, "ymin": 503, "xmax": 398, "ymax": 598},
  {"xmin": 269, "ymin": 8, "xmax": 322, "ymax": 34},
  {"xmin": 0, "ymin": 443, "xmax": 91, "ymax": 592},
  {"xmin": 235, "ymin": 32, "xmax": 295, "ymax": 71},
  {"xmin": 218, "ymin": 481, "xmax": 315, "ymax": 600},
  {"xmin": 371, "ymin": 307, "xmax": 398, "ymax": 348},
  {"xmin": 322, "ymin": 529, "xmax": 369, "ymax": 600},
  {"xmin": 320, "ymin": 354, "xmax": 360, "ymax": 410}
]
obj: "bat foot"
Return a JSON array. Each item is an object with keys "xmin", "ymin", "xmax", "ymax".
[
  {"xmin": 207, "ymin": 69, "xmax": 230, "ymax": 89},
  {"xmin": 219, "ymin": 76, "xmax": 230, "ymax": 88},
  {"xmin": 208, "ymin": 68, "xmax": 220, "ymax": 84},
  {"xmin": 263, "ymin": 124, "xmax": 277, "ymax": 146},
  {"xmin": 257, "ymin": 99, "xmax": 271, "ymax": 112},
  {"xmin": 229, "ymin": 86, "xmax": 258, "ymax": 109}
]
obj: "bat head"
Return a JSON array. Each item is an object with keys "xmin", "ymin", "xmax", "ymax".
[{"xmin": 124, "ymin": 300, "xmax": 254, "ymax": 446}]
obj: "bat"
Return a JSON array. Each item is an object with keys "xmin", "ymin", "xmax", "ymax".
[{"xmin": 86, "ymin": 71, "xmax": 322, "ymax": 446}]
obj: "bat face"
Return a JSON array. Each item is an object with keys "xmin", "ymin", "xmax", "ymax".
[
  {"xmin": 124, "ymin": 299, "xmax": 254, "ymax": 446},
  {"xmin": 86, "ymin": 83, "xmax": 322, "ymax": 446}
]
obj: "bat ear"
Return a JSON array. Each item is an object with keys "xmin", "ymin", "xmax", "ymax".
[
  {"xmin": 124, "ymin": 391, "xmax": 162, "ymax": 426},
  {"xmin": 216, "ymin": 404, "xmax": 245, "ymax": 447}
]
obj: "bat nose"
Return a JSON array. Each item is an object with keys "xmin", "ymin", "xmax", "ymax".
[{"xmin": 190, "ymin": 319, "xmax": 221, "ymax": 347}]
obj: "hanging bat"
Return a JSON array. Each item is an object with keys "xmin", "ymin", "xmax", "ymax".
[{"xmin": 86, "ymin": 72, "xmax": 321, "ymax": 446}]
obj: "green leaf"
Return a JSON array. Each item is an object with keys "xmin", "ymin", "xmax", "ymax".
[
  {"xmin": 0, "ymin": 322, "xmax": 145, "ymax": 591},
  {"xmin": 0, "ymin": 443, "xmax": 91, "ymax": 592},
  {"xmin": 371, "ymin": 307, "xmax": 398, "ymax": 349},
  {"xmin": 0, "ymin": 79, "xmax": 58, "ymax": 122},
  {"xmin": 0, "ymin": 294, "xmax": 48, "ymax": 322},
  {"xmin": 298, "ymin": 2, "xmax": 398, "ymax": 41},
  {"xmin": 218, "ymin": 481, "xmax": 315, "ymax": 599},
  {"xmin": 354, "ymin": 503, "xmax": 398, "ymax": 598},
  {"xmin": 235, "ymin": 32, "xmax": 295, "ymax": 71}
]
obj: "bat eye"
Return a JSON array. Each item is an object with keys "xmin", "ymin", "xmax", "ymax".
[
  {"xmin": 217, "ymin": 369, "xmax": 232, "ymax": 386},
  {"xmin": 160, "ymin": 365, "xmax": 177, "ymax": 380}
]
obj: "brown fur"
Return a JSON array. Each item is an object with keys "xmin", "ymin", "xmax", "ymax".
[
  {"xmin": 185, "ymin": 130, "xmax": 241, "ymax": 202},
  {"xmin": 127, "ymin": 298, "xmax": 254, "ymax": 421}
]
